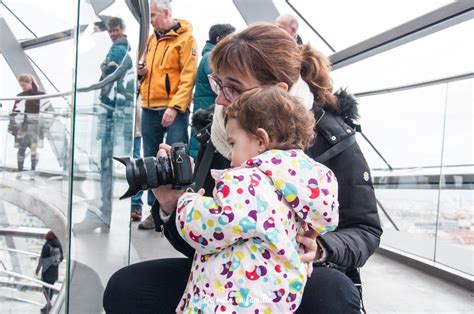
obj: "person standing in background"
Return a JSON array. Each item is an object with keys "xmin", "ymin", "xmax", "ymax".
[
  {"xmin": 275, "ymin": 13, "xmax": 303, "ymax": 44},
  {"xmin": 9, "ymin": 74, "xmax": 45, "ymax": 175},
  {"xmin": 188, "ymin": 23, "xmax": 235, "ymax": 159},
  {"xmin": 137, "ymin": 0, "xmax": 198, "ymax": 230},
  {"xmin": 74, "ymin": 16, "xmax": 134, "ymax": 231},
  {"xmin": 35, "ymin": 230, "xmax": 63, "ymax": 313}
]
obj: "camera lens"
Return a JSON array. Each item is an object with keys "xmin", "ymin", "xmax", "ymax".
[
  {"xmin": 114, "ymin": 142, "xmax": 194, "ymax": 200},
  {"xmin": 114, "ymin": 155, "xmax": 174, "ymax": 200}
]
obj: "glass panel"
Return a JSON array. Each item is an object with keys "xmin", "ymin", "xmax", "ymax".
[
  {"xmin": 357, "ymin": 83, "xmax": 449, "ymax": 260},
  {"xmin": 0, "ymin": 0, "xmax": 87, "ymax": 38},
  {"xmin": 25, "ymin": 43, "xmax": 77, "ymax": 94},
  {"xmin": 357, "ymin": 84, "xmax": 446, "ymax": 169},
  {"xmin": 68, "ymin": 1, "xmax": 138, "ymax": 312},
  {"xmin": 0, "ymin": 202, "xmax": 66, "ymax": 312},
  {"xmin": 272, "ymin": 0, "xmax": 334, "ymax": 55},
  {"xmin": 331, "ymin": 19, "xmax": 473, "ymax": 93},
  {"xmin": 0, "ymin": 1, "xmax": 75, "ymax": 312},
  {"xmin": 436, "ymin": 79, "xmax": 473, "ymax": 275},
  {"xmin": 171, "ymin": 0, "xmax": 247, "ymax": 54},
  {"xmin": 282, "ymin": 0, "xmax": 454, "ymax": 51},
  {"xmin": 0, "ymin": 5, "xmax": 34, "ymax": 41},
  {"xmin": 0, "ymin": 54, "xmax": 18, "ymax": 172}
]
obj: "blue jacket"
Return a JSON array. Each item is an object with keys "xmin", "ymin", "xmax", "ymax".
[{"xmin": 102, "ymin": 38, "xmax": 130, "ymax": 77}]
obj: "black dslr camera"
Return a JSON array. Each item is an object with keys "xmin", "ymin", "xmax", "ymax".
[{"xmin": 113, "ymin": 142, "xmax": 193, "ymax": 199}]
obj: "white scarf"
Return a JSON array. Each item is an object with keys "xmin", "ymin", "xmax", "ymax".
[{"xmin": 210, "ymin": 77, "xmax": 314, "ymax": 158}]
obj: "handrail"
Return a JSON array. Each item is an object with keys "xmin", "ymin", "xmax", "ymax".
[
  {"xmin": 1, "ymin": 295, "xmax": 44, "ymax": 307},
  {"xmin": 0, "ymin": 53, "xmax": 133, "ymax": 102},
  {"xmin": 354, "ymin": 72, "xmax": 474, "ymax": 98},
  {"xmin": 0, "ymin": 270, "xmax": 60, "ymax": 291},
  {"xmin": 0, "ymin": 247, "xmax": 40, "ymax": 257},
  {"xmin": 0, "ymin": 92, "xmax": 71, "ymax": 101},
  {"xmin": 371, "ymin": 163, "xmax": 474, "ymax": 172}
]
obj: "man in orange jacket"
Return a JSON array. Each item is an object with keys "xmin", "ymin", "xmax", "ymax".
[{"xmin": 137, "ymin": 0, "xmax": 198, "ymax": 229}]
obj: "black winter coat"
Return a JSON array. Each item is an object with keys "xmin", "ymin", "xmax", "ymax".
[
  {"xmin": 152, "ymin": 90, "xmax": 382, "ymax": 272},
  {"xmin": 307, "ymin": 90, "xmax": 382, "ymax": 270}
]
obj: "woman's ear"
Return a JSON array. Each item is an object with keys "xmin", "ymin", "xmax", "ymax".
[
  {"xmin": 275, "ymin": 82, "xmax": 289, "ymax": 92},
  {"xmin": 255, "ymin": 128, "xmax": 270, "ymax": 152}
]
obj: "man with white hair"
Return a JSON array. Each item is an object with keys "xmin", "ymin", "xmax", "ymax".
[
  {"xmin": 137, "ymin": 0, "xmax": 198, "ymax": 229},
  {"xmin": 275, "ymin": 13, "xmax": 303, "ymax": 44}
]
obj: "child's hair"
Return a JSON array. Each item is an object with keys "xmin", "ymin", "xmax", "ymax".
[{"xmin": 226, "ymin": 86, "xmax": 315, "ymax": 150}]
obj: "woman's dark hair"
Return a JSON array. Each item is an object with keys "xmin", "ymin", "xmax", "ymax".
[
  {"xmin": 211, "ymin": 23, "xmax": 338, "ymax": 112},
  {"xmin": 45, "ymin": 230, "xmax": 58, "ymax": 241},
  {"xmin": 208, "ymin": 24, "xmax": 235, "ymax": 45}
]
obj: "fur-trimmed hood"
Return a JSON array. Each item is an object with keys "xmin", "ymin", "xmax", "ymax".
[{"xmin": 334, "ymin": 88, "xmax": 359, "ymax": 121}]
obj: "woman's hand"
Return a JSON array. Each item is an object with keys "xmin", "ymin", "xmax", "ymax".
[
  {"xmin": 151, "ymin": 144, "xmax": 196, "ymax": 215},
  {"xmin": 152, "ymin": 185, "xmax": 184, "ymax": 215},
  {"xmin": 297, "ymin": 223, "xmax": 318, "ymax": 277},
  {"xmin": 137, "ymin": 63, "xmax": 147, "ymax": 76}
]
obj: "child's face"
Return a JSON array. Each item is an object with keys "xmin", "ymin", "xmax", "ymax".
[{"xmin": 226, "ymin": 119, "xmax": 261, "ymax": 168}]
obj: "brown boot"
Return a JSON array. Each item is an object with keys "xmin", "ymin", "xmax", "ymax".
[{"xmin": 138, "ymin": 213, "xmax": 155, "ymax": 230}]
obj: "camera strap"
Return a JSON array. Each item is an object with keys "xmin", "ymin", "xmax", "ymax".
[{"xmin": 193, "ymin": 141, "xmax": 216, "ymax": 190}]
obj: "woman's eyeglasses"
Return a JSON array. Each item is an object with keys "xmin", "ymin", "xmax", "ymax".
[{"xmin": 207, "ymin": 73, "xmax": 241, "ymax": 102}]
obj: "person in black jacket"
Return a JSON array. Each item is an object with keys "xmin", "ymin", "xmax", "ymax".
[
  {"xmin": 104, "ymin": 24, "xmax": 382, "ymax": 313},
  {"xmin": 35, "ymin": 230, "xmax": 64, "ymax": 312},
  {"xmin": 9, "ymin": 74, "xmax": 45, "ymax": 173}
]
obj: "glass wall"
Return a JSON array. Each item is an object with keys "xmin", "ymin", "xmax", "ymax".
[
  {"xmin": 0, "ymin": 0, "xmax": 141, "ymax": 312},
  {"xmin": 332, "ymin": 17, "xmax": 473, "ymax": 276}
]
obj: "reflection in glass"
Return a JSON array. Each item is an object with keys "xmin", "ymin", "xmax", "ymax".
[{"xmin": 68, "ymin": 2, "xmax": 138, "ymax": 312}]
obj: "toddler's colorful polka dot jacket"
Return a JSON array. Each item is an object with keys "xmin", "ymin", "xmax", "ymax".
[{"xmin": 176, "ymin": 149, "xmax": 339, "ymax": 313}]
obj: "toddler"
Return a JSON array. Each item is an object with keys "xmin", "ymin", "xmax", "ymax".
[{"xmin": 176, "ymin": 86, "xmax": 339, "ymax": 313}]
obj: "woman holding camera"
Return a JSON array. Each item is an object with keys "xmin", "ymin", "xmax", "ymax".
[{"xmin": 104, "ymin": 24, "xmax": 382, "ymax": 313}]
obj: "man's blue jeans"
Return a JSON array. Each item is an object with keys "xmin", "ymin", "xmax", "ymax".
[
  {"xmin": 131, "ymin": 136, "xmax": 143, "ymax": 209},
  {"xmin": 141, "ymin": 108, "xmax": 189, "ymax": 206}
]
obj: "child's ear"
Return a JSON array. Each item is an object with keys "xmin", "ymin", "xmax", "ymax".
[{"xmin": 255, "ymin": 128, "xmax": 270, "ymax": 152}]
